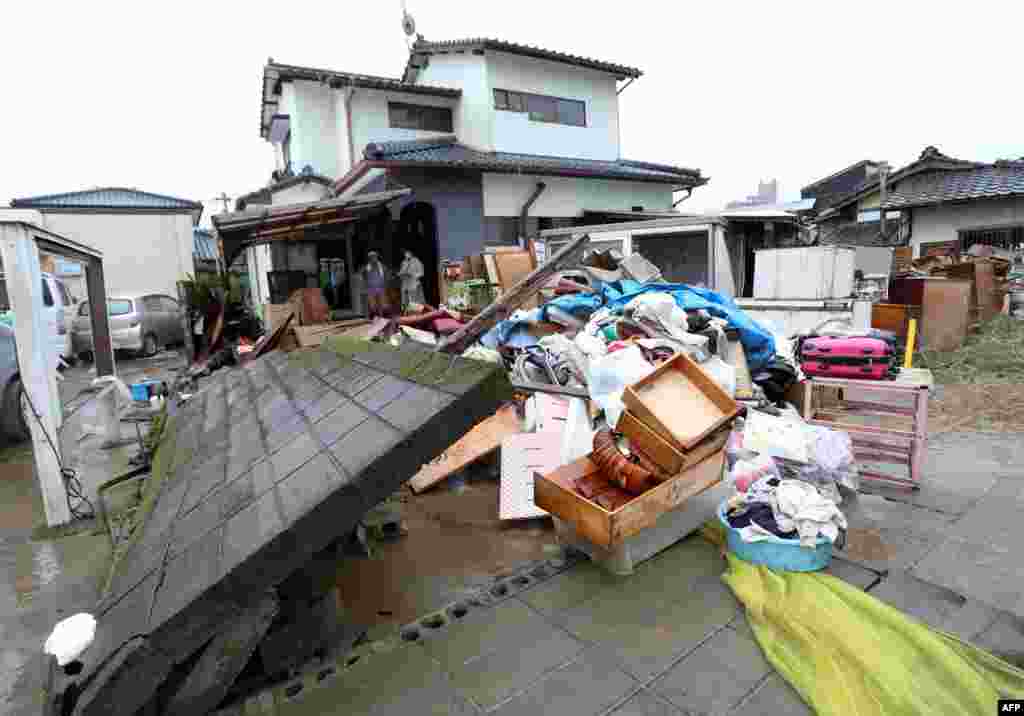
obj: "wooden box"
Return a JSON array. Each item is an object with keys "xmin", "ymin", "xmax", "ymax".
[
  {"xmin": 534, "ymin": 450, "xmax": 724, "ymax": 548},
  {"xmin": 622, "ymin": 352, "xmax": 740, "ymax": 450},
  {"xmin": 616, "ymin": 410, "xmax": 730, "ymax": 475}
]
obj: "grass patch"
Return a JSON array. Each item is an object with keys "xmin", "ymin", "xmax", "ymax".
[
  {"xmin": 0, "ymin": 441, "xmax": 33, "ymax": 465},
  {"xmin": 916, "ymin": 315, "xmax": 1024, "ymax": 384},
  {"xmin": 31, "ymin": 518, "xmax": 104, "ymax": 541}
]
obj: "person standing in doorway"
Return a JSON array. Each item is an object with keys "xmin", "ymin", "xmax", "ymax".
[
  {"xmin": 398, "ymin": 248, "xmax": 425, "ymax": 311},
  {"xmin": 362, "ymin": 250, "xmax": 390, "ymax": 318}
]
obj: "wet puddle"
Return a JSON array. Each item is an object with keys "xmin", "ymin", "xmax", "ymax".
[{"xmin": 335, "ymin": 476, "xmax": 556, "ymax": 632}]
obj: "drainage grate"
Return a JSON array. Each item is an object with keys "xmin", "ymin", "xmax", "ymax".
[{"xmin": 212, "ymin": 551, "xmax": 582, "ymax": 714}]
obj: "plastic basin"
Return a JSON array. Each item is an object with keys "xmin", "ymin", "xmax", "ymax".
[{"xmin": 717, "ymin": 500, "xmax": 832, "ymax": 572}]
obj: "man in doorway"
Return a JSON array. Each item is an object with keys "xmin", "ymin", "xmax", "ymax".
[
  {"xmin": 398, "ymin": 248, "xmax": 425, "ymax": 311},
  {"xmin": 361, "ymin": 250, "xmax": 390, "ymax": 318}
]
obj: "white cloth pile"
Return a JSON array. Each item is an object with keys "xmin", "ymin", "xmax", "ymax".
[{"xmin": 774, "ymin": 479, "xmax": 847, "ymax": 548}]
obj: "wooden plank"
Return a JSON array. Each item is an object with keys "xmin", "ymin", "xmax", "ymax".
[
  {"xmin": 437, "ymin": 234, "xmax": 591, "ymax": 354},
  {"xmin": 338, "ymin": 317, "xmax": 390, "ymax": 341},
  {"xmin": 622, "ymin": 352, "xmax": 740, "ymax": 450},
  {"xmin": 493, "ymin": 251, "xmax": 536, "ymax": 292},
  {"xmin": 920, "ymin": 279, "xmax": 971, "ymax": 351},
  {"xmin": 482, "ymin": 254, "xmax": 500, "ymax": 287},
  {"xmin": 407, "ymin": 404, "xmax": 522, "ymax": 493},
  {"xmin": 293, "ymin": 320, "xmax": 371, "ymax": 348},
  {"xmin": 892, "ymin": 247, "xmax": 913, "ymax": 274},
  {"xmin": 724, "ymin": 338, "xmax": 754, "ymax": 399}
]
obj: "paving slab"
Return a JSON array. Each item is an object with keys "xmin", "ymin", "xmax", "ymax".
[
  {"xmin": 867, "ymin": 569, "xmax": 998, "ymax": 643},
  {"xmin": 71, "ymin": 341, "xmax": 508, "ymax": 715},
  {"xmin": 652, "ymin": 623, "xmax": 771, "ymax": 715},
  {"xmin": 610, "ymin": 689, "xmax": 687, "ymax": 715},
  {"xmin": 420, "ymin": 599, "xmax": 547, "ymax": 669},
  {"xmin": 489, "ymin": 649, "xmax": 638, "ymax": 716},
  {"xmin": 733, "ymin": 673, "xmax": 812, "ymax": 715},
  {"xmin": 911, "ymin": 535, "xmax": 1024, "ymax": 618}
]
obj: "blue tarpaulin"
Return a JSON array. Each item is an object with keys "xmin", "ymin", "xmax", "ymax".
[{"xmin": 483, "ymin": 281, "xmax": 776, "ymax": 372}]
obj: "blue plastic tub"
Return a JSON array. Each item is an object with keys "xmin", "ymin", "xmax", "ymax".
[
  {"xmin": 129, "ymin": 382, "xmax": 159, "ymax": 402},
  {"xmin": 717, "ymin": 501, "xmax": 833, "ymax": 572}
]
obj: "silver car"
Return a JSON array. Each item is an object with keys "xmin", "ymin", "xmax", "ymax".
[
  {"xmin": 72, "ymin": 294, "xmax": 186, "ymax": 359},
  {"xmin": 0, "ymin": 323, "xmax": 28, "ymax": 441}
]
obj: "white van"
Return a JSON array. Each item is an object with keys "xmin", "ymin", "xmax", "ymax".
[{"xmin": 0, "ymin": 271, "xmax": 77, "ymax": 368}]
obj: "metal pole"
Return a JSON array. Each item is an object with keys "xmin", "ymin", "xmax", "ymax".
[
  {"xmin": 178, "ymin": 281, "xmax": 195, "ymax": 364},
  {"xmin": 85, "ymin": 258, "xmax": 115, "ymax": 377}
]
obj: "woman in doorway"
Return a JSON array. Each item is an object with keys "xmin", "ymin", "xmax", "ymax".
[
  {"xmin": 361, "ymin": 250, "xmax": 390, "ymax": 318},
  {"xmin": 398, "ymin": 249, "xmax": 425, "ymax": 311}
]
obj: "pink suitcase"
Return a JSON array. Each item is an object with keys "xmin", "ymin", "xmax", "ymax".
[
  {"xmin": 801, "ymin": 336, "xmax": 893, "ymax": 359},
  {"xmin": 801, "ymin": 360, "xmax": 892, "ymax": 380}
]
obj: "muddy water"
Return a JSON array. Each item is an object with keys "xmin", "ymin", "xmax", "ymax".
[
  {"xmin": 0, "ymin": 445, "xmax": 111, "ymax": 715},
  {"xmin": 335, "ymin": 478, "xmax": 557, "ymax": 634}
]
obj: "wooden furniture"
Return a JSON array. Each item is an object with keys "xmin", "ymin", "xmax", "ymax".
[
  {"xmin": 871, "ymin": 303, "xmax": 920, "ymax": 338},
  {"xmin": 796, "ymin": 369, "xmax": 933, "ymax": 490},
  {"xmin": 616, "ymin": 411, "xmax": 729, "ymax": 475},
  {"xmin": 534, "ymin": 450, "xmax": 725, "ymax": 548},
  {"xmin": 919, "ymin": 279, "xmax": 971, "ymax": 351},
  {"xmin": 622, "ymin": 352, "xmax": 739, "ymax": 450}
]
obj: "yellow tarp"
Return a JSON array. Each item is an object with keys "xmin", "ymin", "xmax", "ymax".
[{"xmin": 701, "ymin": 522, "xmax": 1024, "ymax": 715}]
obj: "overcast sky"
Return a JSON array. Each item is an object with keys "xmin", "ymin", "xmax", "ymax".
[{"xmin": 2, "ymin": 1, "xmax": 1021, "ymax": 225}]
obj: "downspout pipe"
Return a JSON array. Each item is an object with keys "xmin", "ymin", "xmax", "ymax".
[{"xmin": 519, "ymin": 181, "xmax": 547, "ymax": 248}]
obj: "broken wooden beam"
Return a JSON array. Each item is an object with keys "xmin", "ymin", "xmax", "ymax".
[
  {"xmin": 436, "ymin": 234, "xmax": 591, "ymax": 354},
  {"xmin": 407, "ymin": 403, "xmax": 521, "ymax": 493},
  {"xmin": 510, "ymin": 380, "xmax": 590, "ymax": 400}
]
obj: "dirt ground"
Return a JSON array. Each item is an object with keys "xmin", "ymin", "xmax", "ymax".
[
  {"xmin": 928, "ymin": 384, "xmax": 1024, "ymax": 434},
  {"xmin": 334, "ymin": 461, "xmax": 557, "ymax": 636}
]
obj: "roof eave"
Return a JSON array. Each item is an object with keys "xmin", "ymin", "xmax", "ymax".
[{"xmin": 370, "ymin": 159, "xmax": 702, "ymax": 185}]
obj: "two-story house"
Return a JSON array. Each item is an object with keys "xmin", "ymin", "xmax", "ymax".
[{"xmin": 219, "ymin": 37, "xmax": 706, "ymax": 314}]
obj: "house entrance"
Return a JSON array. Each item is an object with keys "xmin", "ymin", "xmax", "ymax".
[{"xmin": 395, "ymin": 202, "xmax": 440, "ymax": 307}]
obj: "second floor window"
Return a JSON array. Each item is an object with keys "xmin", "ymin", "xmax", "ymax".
[
  {"xmin": 494, "ymin": 89, "xmax": 586, "ymax": 127},
  {"xmin": 388, "ymin": 103, "xmax": 453, "ymax": 133}
]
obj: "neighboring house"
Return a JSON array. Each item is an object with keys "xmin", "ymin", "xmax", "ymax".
[
  {"xmin": 10, "ymin": 188, "xmax": 203, "ymax": 298},
  {"xmin": 725, "ymin": 179, "xmax": 779, "ymax": 210},
  {"xmin": 193, "ymin": 228, "xmax": 221, "ymax": 275},
  {"xmin": 225, "ymin": 37, "xmax": 707, "ymax": 313},
  {"xmin": 807, "ymin": 147, "xmax": 1024, "ymax": 257}
]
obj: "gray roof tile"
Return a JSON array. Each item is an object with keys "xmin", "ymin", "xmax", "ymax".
[
  {"xmin": 407, "ymin": 37, "xmax": 642, "ymax": 80},
  {"xmin": 363, "ymin": 136, "xmax": 704, "ymax": 186},
  {"xmin": 883, "ymin": 162, "xmax": 1024, "ymax": 209},
  {"xmin": 12, "ymin": 187, "xmax": 201, "ymax": 211}
]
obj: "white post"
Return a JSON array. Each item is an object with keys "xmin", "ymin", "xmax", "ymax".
[
  {"xmin": 852, "ymin": 299, "xmax": 872, "ymax": 332},
  {"xmin": 0, "ymin": 223, "xmax": 71, "ymax": 525}
]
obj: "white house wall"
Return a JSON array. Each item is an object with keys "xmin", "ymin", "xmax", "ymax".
[
  {"xmin": 414, "ymin": 54, "xmax": 492, "ymax": 151},
  {"xmin": 487, "ymin": 51, "xmax": 620, "ymax": 161},
  {"xmin": 287, "ymin": 79, "xmax": 340, "ymax": 178},
  {"xmin": 482, "ymin": 174, "xmax": 673, "ymax": 217},
  {"xmin": 271, "ymin": 182, "xmax": 331, "ymax": 205},
  {"xmin": 348, "ymin": 88, "xmax": 459, "ymax": 164},
  {"xmin": 910, "ymin": 197, "xmax": 1024, "ymax": 256},
  {"xmin": 41, "ymin": 212, "xmax": 195, "ymax": 298}
]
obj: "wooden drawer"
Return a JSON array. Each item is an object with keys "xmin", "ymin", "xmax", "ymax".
[
  {"xmin": 622, "ymin": 352, "xmax": 739, "ymax": 451},
  {"xmin": 616, "ymin": 410, "xmax": 730, "ymax": 475},
  {"xmin": 534, "ymin": 450, "xmax": 725, "ymax": 549}
]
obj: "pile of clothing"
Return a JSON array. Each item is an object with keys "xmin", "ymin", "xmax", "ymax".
[{"xmin": 726, "ymin": 475, "xmax": 847, "ymax": 549}]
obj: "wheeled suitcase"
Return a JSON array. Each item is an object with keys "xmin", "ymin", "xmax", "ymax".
[{"xmin": 799, "ymin": 336, "xmax": 897, "ymax": 380}]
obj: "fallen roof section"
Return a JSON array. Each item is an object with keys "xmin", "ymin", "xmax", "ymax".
[{"xmin": 71, "ymin": 339, "xmax": 509, "ymax": 715}]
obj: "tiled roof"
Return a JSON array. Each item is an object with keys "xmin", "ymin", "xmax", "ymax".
[
  {"xmin": 235, "ymin": 171, "xmax": 334, "ymax": 210},
  {"xmin": 11, "ymin": 187, "xmax": 202, "ymax": 211},
  {"xmin": 361, "ymin": 136, "xmax": 704, "ymax": 186},
  {"xmin": 193, "ymin": 228, "xmax": 218, "ymax": 261},
  {"xmin": 882, "ymin": 161, "xmax": 1024, "ymax": 209},
  {"xmin": 405, "ymin": 37, "xmax": 642, "ymax": 80}
]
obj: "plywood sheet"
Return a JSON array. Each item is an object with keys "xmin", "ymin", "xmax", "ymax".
[
  {"xmin": 407, "ymin": 404, "xmax": 522, "ymax": 493},
  {"xmin": 499, "ymin": 432, "xmax": 562, "ymax": 520},
  {"xmin": 920, "ymin": 279, "xmax": 970, "ymax": 351},
  {"xmin": 493, "ymin": 251, "xmax": 536, "ymax": 292}
]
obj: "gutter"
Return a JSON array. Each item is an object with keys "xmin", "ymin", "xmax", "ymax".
[
  {"xmin": 519, "ymin": 182, "xmax": 547, "ymax": 248},
  {"xmin": 672, "ymin": 188, "xmax": 694, "ymax": 208}
]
